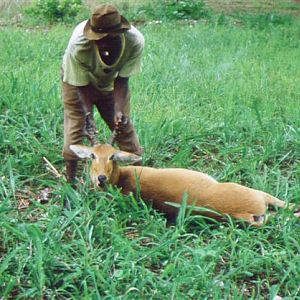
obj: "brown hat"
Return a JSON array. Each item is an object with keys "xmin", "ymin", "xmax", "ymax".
[{"xmin": 83, "ymin": 4, "xmax": 131, "ymax": 40}]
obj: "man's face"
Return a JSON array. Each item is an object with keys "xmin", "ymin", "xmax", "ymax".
[
  {"xmin": 95, "ymin": 33, "xmax": 122, "ymax": 65},
  {"xmin": 95, "ymin": 34, "xmax": 121, "ymax": 52}
]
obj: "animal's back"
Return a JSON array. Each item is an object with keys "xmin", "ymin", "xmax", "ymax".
[
  {"xmin": 120, "ymin": 166, "xmax": 217, "ymax": 207},
  {"xmin": 124, "ymin": 166, "xmax": 216, "ymax": 192},
  {"xmin": 119, "ymin": 166, "xmax": 270, "ymax": 217}
]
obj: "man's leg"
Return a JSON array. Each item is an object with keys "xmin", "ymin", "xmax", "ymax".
[{"xmin": 62, "ymin": 82, "xmax": 86, "ymax": 184}]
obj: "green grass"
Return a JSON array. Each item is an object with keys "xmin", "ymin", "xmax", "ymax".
[{"xmin": 1, "ymin": 16, "xmax": 300, "ymax": 299}]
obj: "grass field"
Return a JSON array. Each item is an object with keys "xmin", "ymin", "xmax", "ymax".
[{"xmin": 1, "ymin": 7, "xmax": 300, "ymax": 300}]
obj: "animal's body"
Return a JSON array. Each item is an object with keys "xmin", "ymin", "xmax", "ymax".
[
  {"xmin": 70, "ymin": 144, "xmax": 292, "ymax": 226},
  {"xmin": 118, "ymin": 166, "xmax": 285, "ymax": 224}
]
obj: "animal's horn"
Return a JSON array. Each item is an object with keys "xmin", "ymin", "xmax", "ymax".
[
  {"xmin": 108, "ymin": 129, "xmax": 117, "ymax": 145},
  {"xmin": 84, "ymin": 112, "xmax": 100, "ymax": 146},
  {"xmin": 109, "ymin": 116, "xmax": 129, "ymax": 145}
]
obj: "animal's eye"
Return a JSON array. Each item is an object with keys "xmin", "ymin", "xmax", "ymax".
[
  {"xmin": 109, "ymin": 154, "xmax": 115, "ymax": 161},
  {"xmin": 91, "ymin": 153, "xmax": 96, "ymax": 159}
]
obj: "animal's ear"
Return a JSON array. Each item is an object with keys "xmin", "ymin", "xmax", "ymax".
[
  {"xmin": 110, "ymin": 151, "xmax": 142, "ymax": 164},
  {"xmin": 70, "ymin": 145, "xmax": 94, "ymax": 159}
]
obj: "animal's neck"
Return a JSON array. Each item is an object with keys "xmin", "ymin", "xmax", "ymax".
[
  {"xmin": 109, "ymin": 162, "xmax": 121, "ymax": 186},
  {"xmin": 117, "ymin": 166, "xmax": 143, "ymax": 194}
]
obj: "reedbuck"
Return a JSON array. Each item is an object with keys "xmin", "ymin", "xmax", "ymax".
[{"xmin": 70, "ymin": 143, "xmax": 298, "ymax": 226}]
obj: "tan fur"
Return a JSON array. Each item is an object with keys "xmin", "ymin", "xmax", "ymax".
[{"xmin": 70, "ymin": 144, "xmax": 292, "ymax": 227}]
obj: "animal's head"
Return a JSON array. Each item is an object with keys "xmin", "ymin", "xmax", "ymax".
[{"xmin": 70, "ymin": 144, "xmax": 142, "ymax": 188}]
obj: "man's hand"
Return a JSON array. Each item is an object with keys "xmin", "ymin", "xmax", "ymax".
[{"xmin": 114, "ymin": 112, "xmax": 129, "ymax": 133}]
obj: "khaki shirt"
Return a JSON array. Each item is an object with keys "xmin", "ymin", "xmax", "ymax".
[{"xmin": 62, "ymin": 21, "xmax": 144, "ymax": 92}]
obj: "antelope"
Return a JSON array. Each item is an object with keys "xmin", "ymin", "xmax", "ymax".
[{"xmin": 69, "ymin": 143, "xmax": 298, "ymax": 227}]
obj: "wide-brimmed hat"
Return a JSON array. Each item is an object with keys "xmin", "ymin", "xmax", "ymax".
[{"xmin": 83, "ymin": 4, "xmax": 131, "ymax": 40}]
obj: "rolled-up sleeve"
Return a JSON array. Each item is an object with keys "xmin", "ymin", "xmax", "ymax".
[{"xmin": 63, "ymin": 48, "xmax": 90, "ymax": 86}]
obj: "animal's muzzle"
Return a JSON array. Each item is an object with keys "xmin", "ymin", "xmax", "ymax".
[{"xmin": 98, "ymin": 175, "xmax": 107, "ymax": 188}]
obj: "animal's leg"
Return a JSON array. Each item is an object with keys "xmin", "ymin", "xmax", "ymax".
[
  {"xmin": 265, "ymin": 194, "xmax": 286, "ymax": 208},
  {"xmin": 231, "ymin": 213, "xmax": 265, "ymax": 227}
]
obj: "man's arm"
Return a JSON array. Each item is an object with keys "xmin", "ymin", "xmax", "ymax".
[
  {"xmin": 114, "ymin": 76, "xmax": 130, "ymax": 129},
  {"xmin": 76, "ymin": 85, "xmax": 100, "ymax": 145},
  {"xmin": 77, "ymin": 85, "xmax": 93, "ymax": 113}
]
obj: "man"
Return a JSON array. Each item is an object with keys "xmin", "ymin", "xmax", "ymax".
[{"xmin": 61, "ymin": 4, "xmax": 144, "ymax": 184}]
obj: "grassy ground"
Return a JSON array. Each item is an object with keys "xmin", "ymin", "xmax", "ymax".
[{"xmin": 1, "ymin": 7, "xmax": 300, "ymax": 300}]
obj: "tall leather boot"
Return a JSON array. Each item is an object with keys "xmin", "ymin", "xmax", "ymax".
[
  {"xmin": 65, "ymin": 160, "xmax": 78, "ymax": 185},
  {"xmin": 64, "ymin": 160, "xmax": 78, "ymax": 209}
]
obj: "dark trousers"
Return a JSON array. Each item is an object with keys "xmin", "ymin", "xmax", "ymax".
[{"xmin": 62, "ymin": 81, "xmax": 142, "ymax": 160}]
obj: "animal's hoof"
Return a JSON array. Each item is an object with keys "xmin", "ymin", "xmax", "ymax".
[
  {"xmin": 294, "ymin": 211, "xmax": 300, "ymax": 218},
  {"xmin": 253, "ymin": 215, "xmax": 265, "ymax": 223}
]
